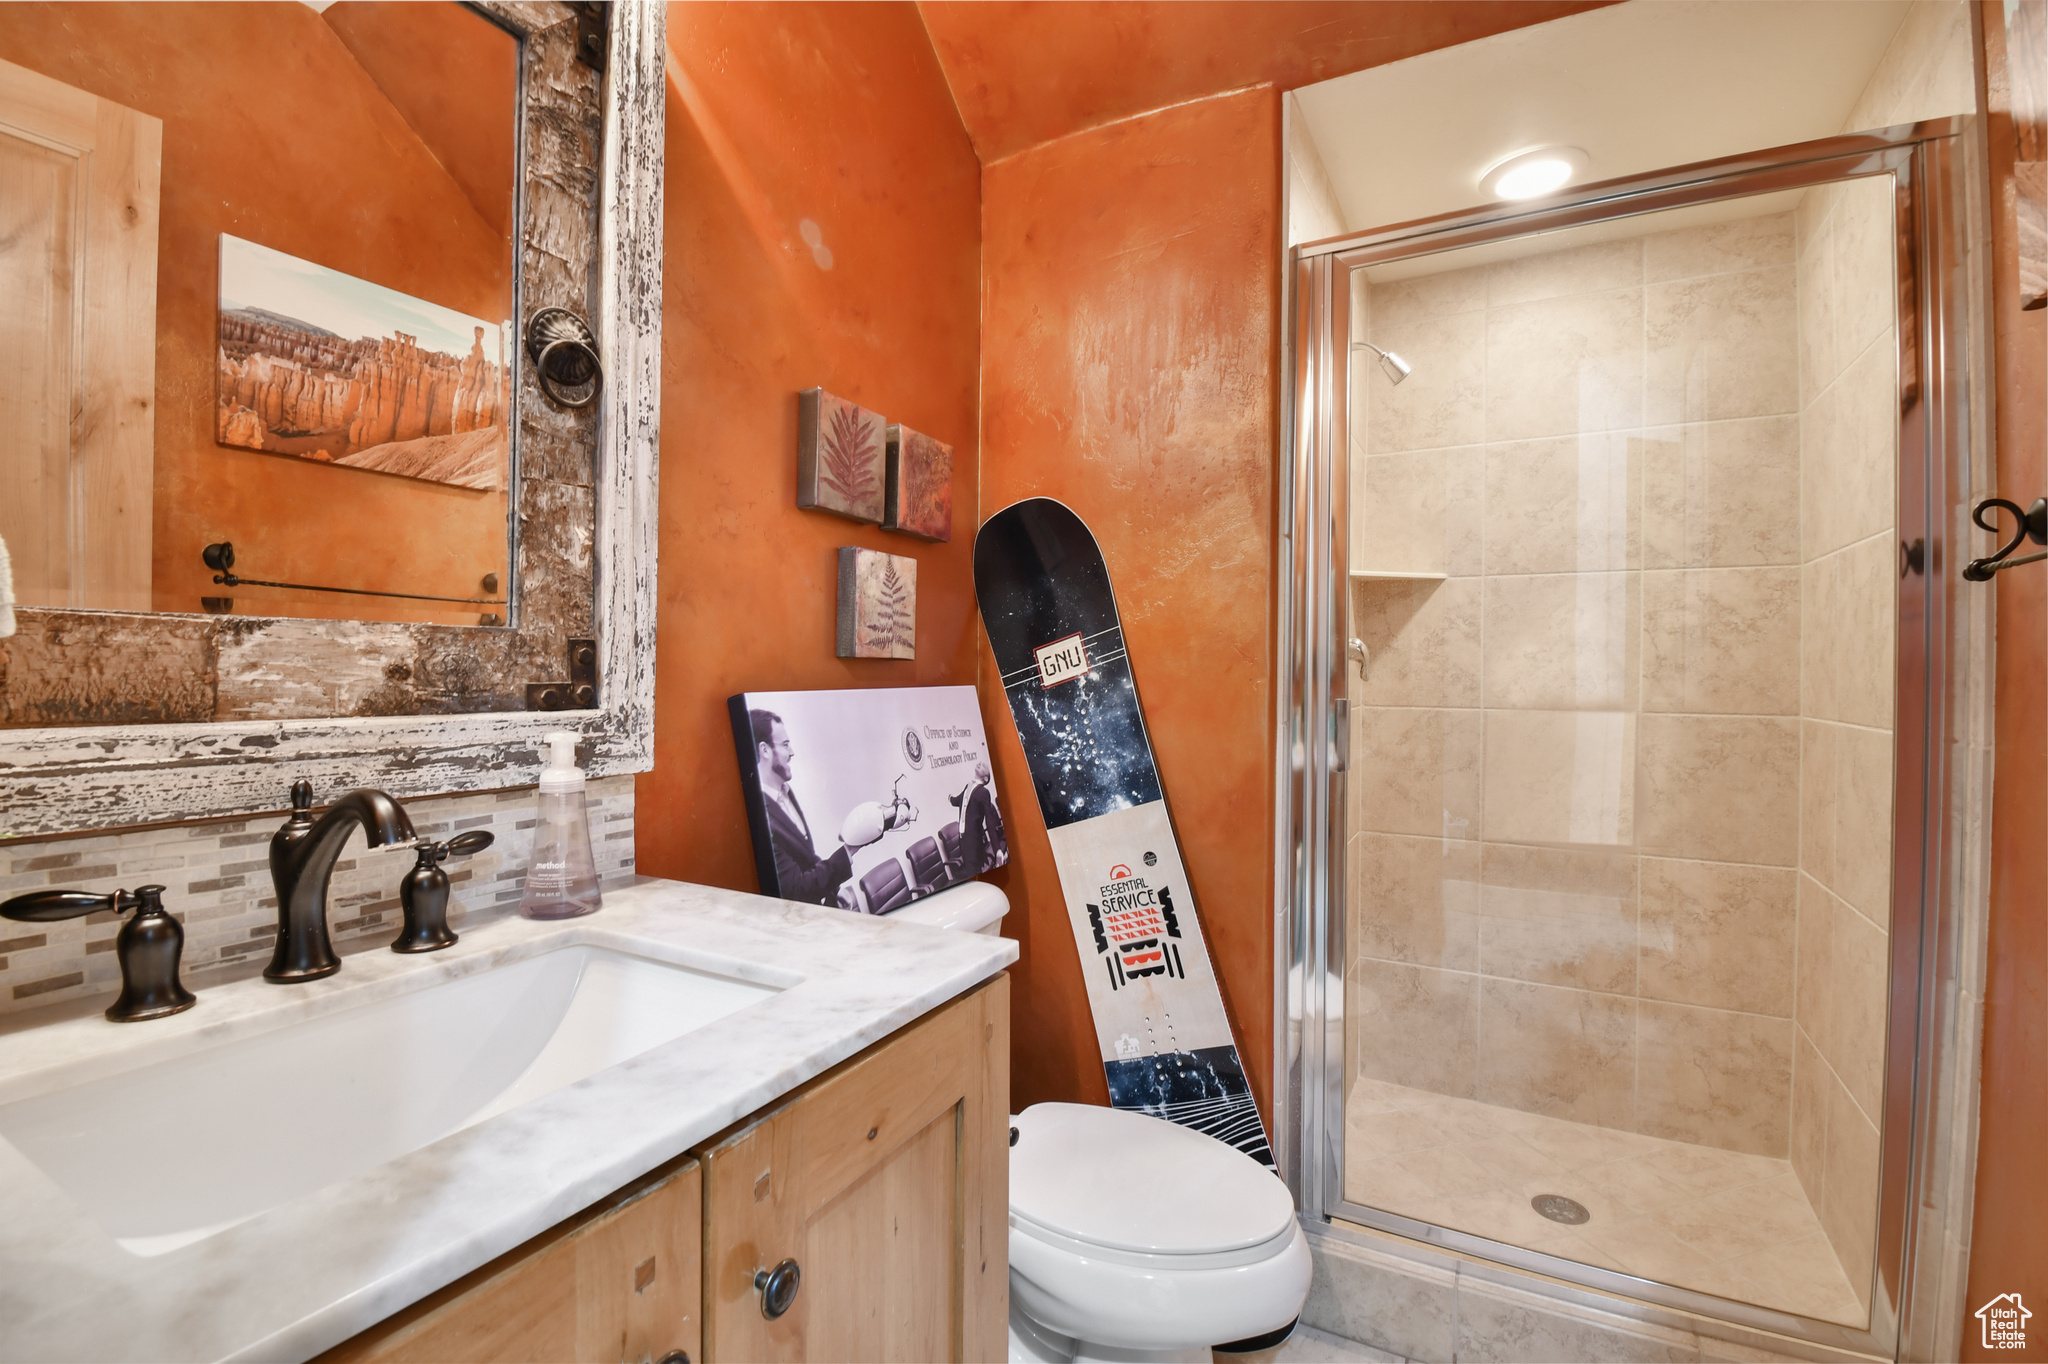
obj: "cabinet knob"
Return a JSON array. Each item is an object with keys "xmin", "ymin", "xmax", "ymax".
[
  {"xmin": 754, "ymin": 1258, "xmax": 801, "ymax": 1319},
  {"xmin": 653, "ymin": 1353, "xmax": 690, "ymax": 1364}
]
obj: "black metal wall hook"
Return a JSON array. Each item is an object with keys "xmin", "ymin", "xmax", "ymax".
[
  {"xmin": 1963, "ymin": 497, "xmax": 2048, "ymax": 581},
  {"xmin": 524, "ymin": 307, "xmax": 603, "ymax": 410}
]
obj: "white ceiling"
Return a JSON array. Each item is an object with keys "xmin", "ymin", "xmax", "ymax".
[{"xmin": 1294, "ymin": 0, "xmax": 1917, "ymax": 236}]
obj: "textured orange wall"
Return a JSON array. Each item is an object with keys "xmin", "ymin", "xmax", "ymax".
[
  {"xmin": 1965, "ymin": 2, "xmax": 2048, "ymax": 1352},
  {"xmin": 918, "ymin": 0, "xmax": 1615, "ymax": 161},
  {"xmin": 321, "ymin": 1, "xmax": 518, "ymax": 242},
  {"xmin": 979, "ymin": 87, "xmax": 1282, "ymax": 1115},
  {"xmin": 0, "ymin": 2, "xmax": 513, "ymax": 625},
  {"xmin": 636, "ymin": 2, "xmax": 982, "ymax": 893}
]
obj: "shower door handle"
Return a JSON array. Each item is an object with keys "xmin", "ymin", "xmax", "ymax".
[{"xmin": 1331, "ymin": 698, "xmax": 1349, "ymax": 775}]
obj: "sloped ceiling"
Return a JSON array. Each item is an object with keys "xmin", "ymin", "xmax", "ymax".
[
  {"xmin": 916, "ymin": 0, "xmax": 1617, "ymax": 164},
  {"xmin": 321, "ymin": 0, "xmax": 517, "ymax": 240}
]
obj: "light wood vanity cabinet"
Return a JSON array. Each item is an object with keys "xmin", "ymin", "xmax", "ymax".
[
  {"xmin": 323, "ymin": 974, "xmax": 1009, "ymax": 1364},
  {"xmin": 699, "ymin": 971, "xmax": 1009, "ymax": 1362},
  {"xmin": 320, "ymin": 1160, "xmax": 704, "ymax": 1364}
]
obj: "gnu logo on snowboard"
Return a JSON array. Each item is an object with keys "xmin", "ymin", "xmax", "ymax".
[
  {"xmin": 1086, "ymin": 866, "xmax": 1184, "ymax": 990},
  {"xmin": 1034, "ymin": 632, "xmax": 1089, "ymax": 688}
]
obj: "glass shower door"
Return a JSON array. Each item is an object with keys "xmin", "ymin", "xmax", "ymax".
[{"xmin": 1302, "ymin": 130, "xmax": 1964, "ymax": 1347}]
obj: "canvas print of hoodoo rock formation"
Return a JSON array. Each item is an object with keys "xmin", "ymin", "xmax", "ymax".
[
  {"xmin": 885, "ymin": 423, "xmax": 952, "ymax": 542},
  {"xmin": 216, "ymin": 235, "xmax": 509, "ymax": 492},
  {"xmin": 797, "ymin": 387, "xmax": 887, "ymax": 524}
]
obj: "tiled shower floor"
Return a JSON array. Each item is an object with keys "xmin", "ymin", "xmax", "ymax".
[{"xmin": 1342, "ymin": 1079, "xmax": 1866, "ymax": 1326}]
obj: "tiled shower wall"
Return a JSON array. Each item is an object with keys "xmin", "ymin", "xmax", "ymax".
[
  {"xmin": 1344, "ymin": 208, "xmax": 1832, "ymax": 1159},
  {"xmin": 1790, "ymin": 173, "xmax": 1899, "ymax": 1310},
  {"xmin": 1771, "ymin": 0, "xmax": 1981, "ymax": 1299},
  {"xmin": 0, "ymin": 776, "xmax": 637, "ymax": 1017}
]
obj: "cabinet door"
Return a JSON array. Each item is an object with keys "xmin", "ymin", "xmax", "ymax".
[
  {"xmin": 321, "ymin": 1158, "xmax": 702, "ymax": 1364},
  {"xmin": 699, "ymin": 974, "xmax": 1009, "ymax": 1363}
]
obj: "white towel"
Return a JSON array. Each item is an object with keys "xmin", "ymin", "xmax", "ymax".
[{"xmin": 0, "ymin": 533, "xmax": 14, "ymax": 638}]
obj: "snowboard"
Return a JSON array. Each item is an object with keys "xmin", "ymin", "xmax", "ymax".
[{"xmin": 973, "ymin": 497, "xmax": 1273, "ymax": 1167}]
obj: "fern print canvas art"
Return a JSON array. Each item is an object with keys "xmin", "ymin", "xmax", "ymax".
[
  {"xmin": 885, "ymin": 423, "xmax": 953, "ymax": 542},
  {"xmin": 798, "ymin": 388, "xmax": 887, "ymax": 524},
  {"xmin": 836, "ymin": 547, "xmax": 916, "ymax": 659}
]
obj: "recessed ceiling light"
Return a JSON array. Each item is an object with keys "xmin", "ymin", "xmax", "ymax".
[{"xmin": 1480, "ymin": 146, "xmax": 1589, "ymax": 201}]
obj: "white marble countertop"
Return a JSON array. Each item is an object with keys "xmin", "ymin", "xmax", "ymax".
[{"xmin": 0, "ymin": 877, "xmax": 1016, "ymax": 1363}]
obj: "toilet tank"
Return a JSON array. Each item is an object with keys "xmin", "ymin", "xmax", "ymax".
[{"xmin": 883, "ymin": 880, "xmax": 1009, "ymax": 935}]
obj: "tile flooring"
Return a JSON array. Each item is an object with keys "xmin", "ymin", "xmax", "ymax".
[
  {"xmin": 1343, "ymin": 1079, "xmax": 1867, "ymax": 1326},
  {"xmin": 1198, "ymin": 1324, "xmax": 1400, "ymax": 1364},
  {"xmin": 1264, "ymin": 1323, "xmax": 1403, "ymax": 1362}
]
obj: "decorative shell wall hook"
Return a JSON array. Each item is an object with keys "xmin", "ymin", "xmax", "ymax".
[{"xmin": 523, "ymin": 307, "xmax": 602, "ymax": 410}]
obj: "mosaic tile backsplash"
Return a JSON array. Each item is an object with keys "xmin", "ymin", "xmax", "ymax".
[{"xmin": 0, "ymin": 776, "xmax": 636, "ymax": 1017}]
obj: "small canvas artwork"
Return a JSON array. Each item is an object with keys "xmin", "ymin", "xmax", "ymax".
[
  {"xmin": 726, "ymin": 685, "xmax": 1008, "ymax": 910},
  {"xmin": 885, "ymin": 423, "xmax": 953, "ymax": 542},
  {"xmin": 836, "ymin": 547, "xmax": 916, "ymax": 659},
  {"xmin": 798, "ymin": 388, "xmax": 887, "ymax": 524},
  {"xmin": 215, "ymin": 235, "xmax": 509, "ymax": 491}
]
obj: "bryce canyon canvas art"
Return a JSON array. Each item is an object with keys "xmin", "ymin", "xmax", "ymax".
[{"xmin": 215, "ymin": 235, "xmax": 509, "ymax": 491}]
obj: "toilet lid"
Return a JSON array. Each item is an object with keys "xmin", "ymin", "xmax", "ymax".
[{"xmin": 1009, "ymin": 1103, "xmax": 1294, "ymax": 1256}]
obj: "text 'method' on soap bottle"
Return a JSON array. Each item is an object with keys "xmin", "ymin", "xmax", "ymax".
[{"xmin": 520, "ymin": 730, "xmax": 602, "ymax": 920}]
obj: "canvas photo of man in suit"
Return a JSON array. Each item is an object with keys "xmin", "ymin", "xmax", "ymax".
[
  {"xmin": 730, "ymin": 686, "xmax": 1009, "ymax": 914},
  {"xmin": 749, "ymin": 708, "xmax": 901, "ymax": 906}
]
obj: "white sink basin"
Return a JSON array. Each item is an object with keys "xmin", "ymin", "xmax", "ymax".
[{"xmin": 0, "ymin": 944, "xmax": 778, "ymax": 1256}]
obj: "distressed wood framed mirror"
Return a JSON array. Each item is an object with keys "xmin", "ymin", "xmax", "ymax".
[{"xmin": 0, "ymin": 0, "xmax": 661, "ymax": 838}]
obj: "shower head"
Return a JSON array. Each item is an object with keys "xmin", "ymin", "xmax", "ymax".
[{"xmin": 1355, "ymin": 340, "xmax": 1412, "ymax": 386}]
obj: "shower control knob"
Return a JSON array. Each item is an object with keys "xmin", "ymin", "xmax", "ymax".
[{"xmin": 754, "ymin": 1258, "xmax": 800, "ymax": 1319}]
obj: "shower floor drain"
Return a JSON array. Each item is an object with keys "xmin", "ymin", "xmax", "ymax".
[{"xmin": 1531, "ymin": 1193, "xmax": 1590, "ymax": 1225}]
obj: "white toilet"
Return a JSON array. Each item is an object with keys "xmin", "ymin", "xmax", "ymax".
[
  {"xmin": 884, "ymin": 878, "xmax": 1011, "ymax": 935},
  {"xmin": 1006, "ymin": 1102, "xmax": 1312, "ymax": 1363}
]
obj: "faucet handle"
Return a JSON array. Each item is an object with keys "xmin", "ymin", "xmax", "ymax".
[
  {"xmin": 1, "ymin": 887, "xmax": 141, "ymax": 922},
  {"xmin": 105, "ymin": 886, "xmax": 196, "ymax": 1023},
  {"xmin": 415, "ymin": 829, "xmax": 495, "ymax": 865},
  {"xmin": 393, "ymin": 832, "xmax": 491, "ymax": 954},
  {"xmin": 0, "ymin": 886, "xmax": 195, "ymax": 1023},
  {"xmin": 442, "ymin": 830, "xmax": 495, "ymax": 858}
]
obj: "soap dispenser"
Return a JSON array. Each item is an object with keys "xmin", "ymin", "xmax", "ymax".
[{"xmin": 520, "ymin": 730, "xmax": 602, "ymax": 919}]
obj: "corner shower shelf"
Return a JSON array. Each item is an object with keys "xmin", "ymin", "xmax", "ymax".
[{"xmin": 1348, "ymin": 569, "xmax": 1447, "ymax": 582}]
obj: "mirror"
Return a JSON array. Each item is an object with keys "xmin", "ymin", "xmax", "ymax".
[
  {"xmin": 0, "ymin": 0, "xmax": 655, "ymax": 829},
  {"xmin": 0, "ymin": 1, "xmax": 517, "ymax": 629}
]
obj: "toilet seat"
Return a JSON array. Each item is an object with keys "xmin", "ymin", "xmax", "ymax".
[
  {"xmin": 1010, "ymin": 1210, "xmax": 1298, "ymax": 1271},
  {"xmin": 1007, "ymin": 1104, "xmax": 1311, "ymax": 1356},
  {"xmin": 1009, "ymin": 1102, "xmax": 1295, "ymax": 1257}
]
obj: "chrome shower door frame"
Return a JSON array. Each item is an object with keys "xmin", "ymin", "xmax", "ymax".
[{"xmin": 1281, "ymin": 119, "xmax": 1981, "ymax": 1358}]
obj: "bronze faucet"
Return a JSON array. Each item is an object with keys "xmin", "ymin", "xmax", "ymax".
[{"xmin": 266, "ymin": 781, "xmax": 416, "ymax": 983}]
